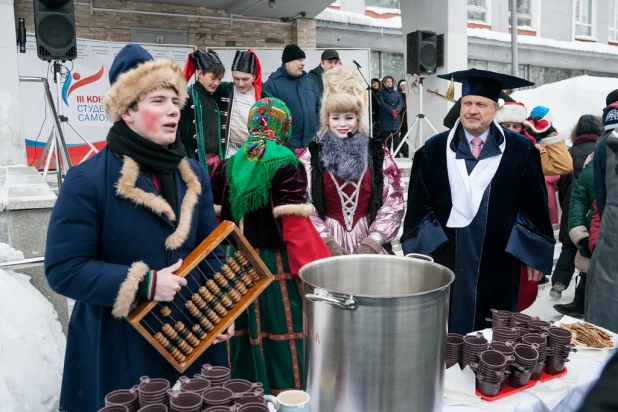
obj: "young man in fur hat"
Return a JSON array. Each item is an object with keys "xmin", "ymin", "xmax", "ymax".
[
  {"xmin": 214, "ymin": 49, "xmax": 271, "ymax": 158},
  {"xmin": 178, "ymin": 49, "xmax": 226, "ymax": 174},
  {"xmin": 45, "ymin": 44, "xmax": 233, "ymax": 412}
]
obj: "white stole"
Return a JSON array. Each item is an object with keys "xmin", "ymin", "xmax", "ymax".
[{"xmin": 446, "ymin": 119, "xmax": 506, "ymax": 228}]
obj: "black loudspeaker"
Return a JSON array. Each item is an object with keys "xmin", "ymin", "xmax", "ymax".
[
  {"xmin": 33, "ymin": 0, "xmax": 77, "ymax": 61},
  {"xmin": 406, "ymin": 30, "xmax": 437, "ymax": 75}
]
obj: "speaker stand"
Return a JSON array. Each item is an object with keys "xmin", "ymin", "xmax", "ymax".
[
  {"xmin": 393, "ymin": 76, "xmax": 438, "ymax": 157},
  {"xmin": 36, "ymin": 61, "xmax": 99, "ymax": 188},
  {"xmin": 353, "ymin": 64, "xmax": 377, "ymax": 139}
]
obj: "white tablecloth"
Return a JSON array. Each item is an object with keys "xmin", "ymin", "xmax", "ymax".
[{"xmin": 443, "ymin": 328, "xmax": 616, "ymax": 412}]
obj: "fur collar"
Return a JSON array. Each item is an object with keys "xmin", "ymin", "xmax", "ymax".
[
  {"xmin": 115, "ymin": 156, "xmax": 201, "ymax": 250},
  {"xmin": 320, "ymin": 131, "xmax": 369, "ymax": 181}
]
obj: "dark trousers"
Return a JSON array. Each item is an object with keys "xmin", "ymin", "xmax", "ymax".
[
  {"xmin": 552, "ymin": 242, "xmax": 577, "ymax": 287},
  {"xmin": 573, "ymin": 273, "xmax": 587, "ymax": 308}
]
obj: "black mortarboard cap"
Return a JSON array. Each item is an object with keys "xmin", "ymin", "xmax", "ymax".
[{"xmin": 438, "ymin": 69, "xmax": 534, "ymax": 102}]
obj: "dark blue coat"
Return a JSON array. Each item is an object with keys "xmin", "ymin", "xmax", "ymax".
[
  {"xmin": 263, "ymin": 65, "xmax": 320, "ymax": 149},
  {"xmin": 401, "ymin": 124, "xmax": 555, "ymax": 333},
  {"xmin": 378, "ymin": 87, "xmax": 403, "ymax": 132},
  {"xmin": 45, "ymin": 146, "xmax": 226, "ymax": 412}
]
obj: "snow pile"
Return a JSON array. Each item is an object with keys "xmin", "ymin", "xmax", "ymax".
[
  {"xmin": 469, "ymin": 27, "xmax": 618, "ymax": 57},
  {"xmin": 315, "ymin": 7, "xmax": 402, "ymax": 29},
  {"xmin": 512, "ymin": 75, "xmax": 618, "ymax": 135},
  {"xmin": 0, "ymin": 244, "xmax": 24, "ymax": 263},
  {"xmin": 0, "ymin": 244, "xmax": 66, "ymax": 412}
]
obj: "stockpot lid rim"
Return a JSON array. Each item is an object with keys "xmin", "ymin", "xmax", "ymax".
[{"xmin": 298, "ymin": 255, "xmax": 455, "ymax": 299}]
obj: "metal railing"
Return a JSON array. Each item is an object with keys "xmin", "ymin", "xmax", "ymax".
[{"xmin": 0, "ymin": 257, "xmax": 45, "ymax": 270}]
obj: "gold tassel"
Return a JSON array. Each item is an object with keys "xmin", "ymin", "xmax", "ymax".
[{"xmin": 444, "ymin": 77, "xmax": 455, "ymax": 102}]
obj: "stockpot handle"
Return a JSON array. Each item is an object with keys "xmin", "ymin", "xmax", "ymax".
[
  {"xmin": 405, "ymin": 253, "xmax": 434, "ymax": 263},
  {"xmin": 305, "ymin": 294, "xmax": 358, "ymax": 310}
]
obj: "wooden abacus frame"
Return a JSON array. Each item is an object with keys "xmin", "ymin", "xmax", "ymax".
[{"xmin": 127, "ymin": 220, "xmax": 274, "ymax": 372}]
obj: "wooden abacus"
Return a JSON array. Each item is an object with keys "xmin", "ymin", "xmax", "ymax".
[{"xmin": 127, "ymin": 220, "xmax": 274, "ymax": 372}]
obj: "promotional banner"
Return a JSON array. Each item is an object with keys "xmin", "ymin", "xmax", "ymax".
[
  {"xmin": 18, "ymin": 37, "xmax": 370, "ymax": 166},
  {"xmin": 19, "ymin": 37, "xmax": 194, "ymax": 166}
]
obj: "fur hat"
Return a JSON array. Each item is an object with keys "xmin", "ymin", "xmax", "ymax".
[
  {"xmin": 108, "ymin": 44, "xmax": 153, "ymax": 86},
  {"xmin": 282, "ymin": 44, "xmax": 306, "ymax": 64},
  {"xmin": 104, "ymin": 47, "xmax": 187, "ymax": 123},
  {"xmin": 183, "ymin": 49, "xmax": 223, "ymax": 81},
  {"xmin": 320, "ymin": 65, "xmax": 367, "ymax": 134},
  {"xmin": 232, "ymin": 50, "xmax": 256, "ymax": 74},
  {"xmin": 495, "ymin": 101, "xmax": 527, "ymax": 125}
]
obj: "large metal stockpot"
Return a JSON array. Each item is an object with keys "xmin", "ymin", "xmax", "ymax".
[{"xmin": 299, "ymin": 254, "xmax": 454, "ymax": 412}]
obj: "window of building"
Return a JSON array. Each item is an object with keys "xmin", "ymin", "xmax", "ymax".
[
  {"xmin": 575, "ymin": 0, "xmax": 593, "ymax": 37},
  {"xmin": 508, "ymin": 0, "xmax": 533, "ymax": 28},
  {"xmin": 609, "ymin": 0, "xmax": 618, "ymax": 41},
  {"xmin": 468, "ymin": 0, "xmax": 489, "ymax": 23},
  {"xmin": 370, "ymin": 51, "xmax": 404, "ymax": 83}
]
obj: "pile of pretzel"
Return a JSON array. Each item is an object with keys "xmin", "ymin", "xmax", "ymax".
[{"xmin": 560, "ymin": 322, "xmax": 615, "ymax": 349}]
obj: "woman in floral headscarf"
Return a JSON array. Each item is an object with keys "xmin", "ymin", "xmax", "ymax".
[{"xmin": 211, "ymin": 97, "xmax": 330, "ymax": 394}]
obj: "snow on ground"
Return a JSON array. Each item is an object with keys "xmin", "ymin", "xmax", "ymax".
[
  {"xmin": 511, "ymin": 75, "xmax": 618, "ymax": 136},
  {"xmin": 0, "ymin": 243, "xmax": 65, "ymax": 412}
]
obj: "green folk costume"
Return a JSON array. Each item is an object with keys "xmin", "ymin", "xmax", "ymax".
[{"xmin": 212, "ymin": 98, "xmax": 330, "ymax": 394}]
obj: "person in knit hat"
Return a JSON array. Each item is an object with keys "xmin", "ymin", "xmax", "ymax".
[
  {"xmin": 45, "ymin": 44, "xmax": 233, "ymax": 411},
  {"xmin": 211, "ymin": 97, "xmax": 330, "ymax": 393},
  {"xmin": 177, "ymin": 49, "xmax": 226, "ymax": 174},
  {"xmin": 214, "ymin": 49, "xmax": 271, "ymax": 158},
  {"xmin": 263, "ymin": 44, "xmax": 320, "ymax": 149}
]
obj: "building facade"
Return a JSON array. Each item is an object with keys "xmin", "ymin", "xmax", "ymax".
[{"xmin": 317, "ymin": 0, "xmax": 618, "ymax": 86}]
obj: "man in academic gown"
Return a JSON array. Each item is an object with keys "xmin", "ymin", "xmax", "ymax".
[{"xmin": 401, "ymin": 69, "xmax": 555, "ymax": 335}]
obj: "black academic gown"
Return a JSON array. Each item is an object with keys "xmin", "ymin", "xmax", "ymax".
[{"xmin": 401, "ymin": 121, "xmax": 555, "ymax": 335}]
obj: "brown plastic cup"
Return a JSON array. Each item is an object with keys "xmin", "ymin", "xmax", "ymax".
[
  {"xmin": 510, "ymin": 369, "xmax": 533, "ymax": 388},
  {"xmin": 168, "ymin": 390, "xmax": 203, "ymax": 412},
  {"xmin": 105, "ymin": 387, "xmax": 139, "ymax": 411},
  {"xmin": 99, "ymin": 406, "xmax": 130, "ymax": 412},
  {"xmin": 201, "ymin": 364, "xmax": 232, "ymax": 386},
  {"xmin": 138, "ymin": 405, "xmax": 168, "ymax": 412},
  {"xmin": 223, "ymin": 379, "xmax": 263, "ymax": 396},
  {"xmin": 238, "ymin": 403, "xmax": 269, "ymax": 412},
  {"xmin": 235, "ymin": 394, "xmax": 265, "ymax": 405},
  {"xmin": 179, "ymin": 376, "xmax": 212, "ymax": 396},
  {"xmin": 476, "ymin": 375, "xmax": 501, "ymax": 397},
  {"xmin": 202, "ymin": 387, "xmax": 237, "ymax": 408},
  {"xmin": 545, "ymin": 356, "xmax": 569, "ymax": 375},
  {"xmin": 530, "ymin": 362, "xmax": 545, "ymax": 380},
  {"xmin": 203, "ymin": 407, "xmax": 238, "ymax": 412}
]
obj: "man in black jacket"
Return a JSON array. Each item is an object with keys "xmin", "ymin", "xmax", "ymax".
[{"xmin": 308, "ymin": 49, "xmax": 340, "ymax": 98}]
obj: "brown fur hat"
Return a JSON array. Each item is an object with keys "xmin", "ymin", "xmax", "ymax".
[{"xmin": 104, "ymin": 58, "xmax": 188, "ymax": 123}]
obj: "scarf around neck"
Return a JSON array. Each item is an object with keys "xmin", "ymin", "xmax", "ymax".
[
  {"xmin": 107, "ymin": 121, "xmax": 185, "ymax": 215},
  {"xmin": 226, "ymin": 98, "xmax": 298, "ymax": 222},
  {"xmin": 320, "ymin": 131, "xmax": 369, "ymax": 182}
]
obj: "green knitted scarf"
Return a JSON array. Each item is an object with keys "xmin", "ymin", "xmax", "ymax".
[{"xmin": 226, "ymin": 98, "xmax": 298, "ymax": 222}]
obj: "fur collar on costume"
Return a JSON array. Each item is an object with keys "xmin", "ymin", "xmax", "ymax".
[
  {"xmin": 115, "ymin": 156, "xmax": 201, "ymax": 250},
  {"xmin": 320, "ymin": 131, "xmax": 369, "ymax": 182}
]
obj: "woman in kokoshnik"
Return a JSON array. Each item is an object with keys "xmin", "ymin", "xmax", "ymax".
[
  {"xmin": 298, "ymin": 65, "xmax": 405, "ymax": 256},
  {"xmin": 210, "ymin": 97, "xmax": 331, "ymax": 394}
]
